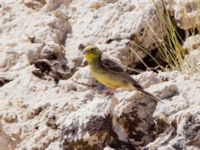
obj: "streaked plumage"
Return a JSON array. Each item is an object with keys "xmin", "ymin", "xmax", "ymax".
[{"xmin": 83, "ymin": 45, "xmax": 162, "ymax": 102}]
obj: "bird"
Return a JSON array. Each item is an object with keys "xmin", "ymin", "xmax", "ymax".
[{"xmin": 82, "ymin": 45, "xmax": 162, "ymax": 103}]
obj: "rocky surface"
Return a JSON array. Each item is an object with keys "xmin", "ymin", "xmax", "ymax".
[
  {"xmin": 167, "ymin": 0, "xmax": 200, "ymax": 29},
  {"xmin": 0, "ymin": 0, "xmax": 200, "ymax": 150}
]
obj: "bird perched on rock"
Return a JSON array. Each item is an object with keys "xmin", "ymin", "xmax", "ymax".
[{"xmin": 83, "ymin": 45, "xmax": 162, "ymax": 102}]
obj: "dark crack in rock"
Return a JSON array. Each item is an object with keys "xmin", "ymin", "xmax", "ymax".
[
  {"xmin": 30, "ymin": 39, "xmax": 77, "ymax": 83},
  {"xmin": 0, "ymin": 77, "xmax": 12, "ymax": 87},
  {"xmin": 46, "ymin": 114, "xmax": 58, "ymax": 129},
  {"xmin": 32, "ymin": 58, "xmax": 76, "ymax": 83},
  {"xmin": 60, "ymin": 114, "xmax": 137, "ymax": 150},
  {"xmin": 60, "ymin": 92, "xmax": 162, "ymax": 150},
  {"xmin": 183, "ymin": 115, "xmax": 200, "ymax": 146},
  {"xmin": 112, "ymin": 95, "xmax": 158, "ymax": 147},
  {"xmin": 146, "ymin": 113, "xmax": 200, "ymax": 150}
]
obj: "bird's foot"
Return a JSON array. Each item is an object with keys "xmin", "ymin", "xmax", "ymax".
[{"xmin": 102, "ymin": 88, "xmax": 116, "ymax": 97}]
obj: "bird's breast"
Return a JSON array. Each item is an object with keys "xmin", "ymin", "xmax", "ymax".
[{"xmin": 90, "ymin": 66, "xmax": 135, "ymax": 90}]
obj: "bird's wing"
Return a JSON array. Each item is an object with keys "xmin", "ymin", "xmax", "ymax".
[
  {"xmin": 100, "ymin": 58, "xmax": 162, "ymax": 103},
  {"xmin": 100, "ymin": 58, "xmax": 124, "ymax": 73},
  {"xmin": 100, "ymin": 58, "xmax": 143, "ymax": 89}
]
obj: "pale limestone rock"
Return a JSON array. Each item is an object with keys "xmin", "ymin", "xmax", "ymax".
[
  {"xmin": 183, "ymin": 49, "xmax": 200, "ymax": 73},
  {"xmin": 70, "ymin": 66, "xmax": 97, "ymax": 91},
  {"xmin": 43, "ymin": 0, "xmax": 72, "ymax": 12},
  {"xmin": 146, "ymin": 71, "xmax": 200, "ymax": 149},
  {"xmin": 0, "ymin": 135, "xmax": 13, "ymax": 150},
  {"xmin": 3, "ymin": 112, "xmax": 17, "ymax": 123},
  {"xmin": 183, "ymin": 35, "xmax": 200, "ymax": 51},
  {"xmin": 0, "ymin": 0, "xmax": 72, "ymax": 83},
  {"xmin": 65, "ymin": 0, "xmax": 166, "ymax": 68},
  {"xmin": 182, "ymin": 35, "xmax": 200, "ymax": 72},
  {"xmin": 59, "ymin": 79, "xmax": 177, "ymax": 149},
  {"xmin": 0, "ymin": 122, "xmax": 20, "ymax": 150},
  {"xmin": 0, "ymin": 0, "xmax": 200, "ymax": 149},
  {"xmin": 23, "ymin": 0, "xmax": 46, "ymax": 9},
  {"xmin": 167, "ymin": 0, "xmax": 200, "ymax": 29},
  {"xmin": 134, "ymin": 71, "xmax": 161, "ymax": 88}
]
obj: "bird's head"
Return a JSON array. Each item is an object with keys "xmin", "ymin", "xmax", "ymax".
[{"xmin": 83, "ymin": 45, "xmax": 102, "ymax": 63}]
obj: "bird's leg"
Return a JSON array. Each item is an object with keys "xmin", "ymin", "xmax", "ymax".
[
  {"xmin": 96, "ymin": 85, "xmax": 115, "ymax": 96},
  {"xmin": 104, "ymin": 88, "xmax": 116, "ymax": 96}
]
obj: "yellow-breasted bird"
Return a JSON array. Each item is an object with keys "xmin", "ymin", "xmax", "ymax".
[{"xmin": 83, "ymin": 45, "xmax": 162, "ymax": 102}]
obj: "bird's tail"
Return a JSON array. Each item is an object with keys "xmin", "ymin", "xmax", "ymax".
[{"xmin": 137, "ymin": 88, "xmax": 163, "ymax": 103}]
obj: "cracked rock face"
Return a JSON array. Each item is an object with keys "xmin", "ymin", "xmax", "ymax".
[
  {"xmin": 60, "ymin": 91, "xmax": 162, "ymax": 150},
  {"xmin": 182, "ymin": 35, "xmax": 200, "ymax": 72},
  {"xmin": 167, "ymin": 0, "xmax": 200, "ymax": 29},
  {"xmin": 0, "ymin": 0, "xmax": 200, "ymax": 150},
  {"xmin": 65, "ymin": 0, "xmax": 166, "ymax": 68}
]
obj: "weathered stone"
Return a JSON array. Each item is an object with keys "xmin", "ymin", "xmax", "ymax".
[
  {"xmin": 0, "ymin": 0, "xmax": 200, "ymax": 149},
  {"xmin": 167, "ymin": 0, "xmax": 200, "ymax": 29}
]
